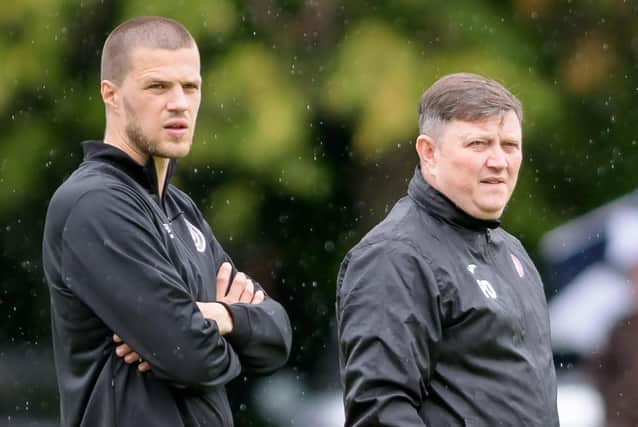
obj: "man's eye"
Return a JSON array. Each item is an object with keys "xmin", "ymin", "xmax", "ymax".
[
  {"xmin": 470, "ymin": 140, "xmax": 485, "ymax": 146},
  {"xmin": 148, "ymin": 83, "xmax": 164, "ymax": 89}
]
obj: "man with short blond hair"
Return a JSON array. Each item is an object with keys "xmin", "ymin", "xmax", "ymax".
[
  {"xmin": 337, "ymin": 73, "xmax": 558, "ymax": 426},
  {"xmin": 100, "ymin": 16, "xmax": 196, "ymax": 84},
  {"xmin": 43, "ymin": 16, "xmax": 291, "ymax": 427}
]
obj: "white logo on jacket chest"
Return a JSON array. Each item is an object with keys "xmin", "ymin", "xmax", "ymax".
[
  {"xmin": 467, "ymin": 264, "xmax": 497, "ymax": 299},
  {"xmin": 184, "ymin": 218, "xmax": 206, "ymax": 253}
]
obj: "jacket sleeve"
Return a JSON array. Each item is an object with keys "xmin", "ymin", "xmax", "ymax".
[
  {"xmin": 61, "ymin": 189, "xmax": 241, "ymax": 389},
  {"xmin": 209, "ymin": 237, "xmax": 292, "ymax": 374},
  {"xmin": 336, "ymin": 240, "xmax": 442, "ymax": 427}
]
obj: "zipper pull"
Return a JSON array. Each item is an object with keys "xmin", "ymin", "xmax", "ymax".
[{"xmin": 486, "ymin": 228, "xmax": 492, "ymax": 243}]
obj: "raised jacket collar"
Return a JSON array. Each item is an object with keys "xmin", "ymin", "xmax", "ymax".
[
  {"xmin": 407, "ymin": 166, "xmax": 500, "ymax": 231},
  {"xmin": 81, "ymin": 140, "xmax": 177, "ymax": 205}
]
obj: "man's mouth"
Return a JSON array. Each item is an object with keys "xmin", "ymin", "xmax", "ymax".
[
  {"xmin": 163, "ymin": 119, "xmax": 189, "ymax": 138},
  {"xmin": 480, "ymin": 177, "xmax": 506, "ymax": 184},
  {"xmin": 163, "ymin": 119, "xmax": 188, "ymax": 130}
]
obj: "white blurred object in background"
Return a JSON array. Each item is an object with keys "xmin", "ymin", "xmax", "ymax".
[
  {"xmin": 549, "ymin": 263, "xmax": 633, "ymax": 354},
  {"xmin": 557, "ymin": 377, "xmax": 605, "ymax": 427},
  {"xmin": 253, "ymin": 370, "xmax": 345, "ymax": 426}
]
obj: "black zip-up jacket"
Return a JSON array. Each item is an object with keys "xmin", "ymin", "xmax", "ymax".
[
  {"xmin": 336, "ymin": 168, "xmax": 558, "ymax": 426},
  {"xmin": 42, "ymin": 141, "xmax": 292, "ymax": 427}
]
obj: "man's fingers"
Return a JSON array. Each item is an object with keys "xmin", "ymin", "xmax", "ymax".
[
  {"xmin": 252, "ymin": 290, "xmax": 265, "ymax": 304},
  {"xmin": 216, "ymin": 266, "xmax": 258, "ymax": 305},
  {"xmin": 215, "ymin": 262, "xmax": 232, "ymax": 300},
  {"xmin": 115, "ymin": 343, "xmax": 132, "ymax": 357},
  {"xmin": 113, "ymin": 333, "xmax": 148, "ymax": 371},
  {"xmin": 238, "ymin": 279, "xmax": 254, "ymax": 303},
  {"xmin": 124, "ymin": 352, "xmax": 140, "ymax": 364},
  {"xmin": 226, "ymin": 272, "xmax": 247, "ymax": 302}
]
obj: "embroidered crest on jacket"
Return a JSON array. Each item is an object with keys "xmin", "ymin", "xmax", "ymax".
[{"xmin": 184, "ymin": 218, "xmax": 206, "ymax": 253}]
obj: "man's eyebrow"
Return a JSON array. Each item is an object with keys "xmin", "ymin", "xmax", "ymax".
[
  {"xmin": 501, "ymin": 136, "xmax": 522, "ymax": 144},
  {"xmin": 458, "ymin": 130, "xmax": 493, "ymax": 140},
  {"xmin": 140, "ymin": 76, "xmax": 170, "ymax": 83},
  {"xmin": 141, "ymin": 76, "xmax": 201, "ymax": 85}
]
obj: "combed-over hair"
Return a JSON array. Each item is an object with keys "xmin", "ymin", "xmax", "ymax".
[
  {"xmin": 417, "ymin": 72, "xmax": 523, "ymax": 136},
  {"xmin": 100, "ymin": 16, "xmax": 196, "ymax": 83}
]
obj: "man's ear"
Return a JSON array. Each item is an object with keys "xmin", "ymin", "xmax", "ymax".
[
  {"xmin": 416, "ymin": 134, "xmax": 437, "ymax": 173},
  {"xmin": 100, "ymin": 80, "xmax": 119, "ymax": 112}
]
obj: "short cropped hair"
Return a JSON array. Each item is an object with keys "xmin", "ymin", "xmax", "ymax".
[
  {"xmin": 417, "ymin": 72, "xmax": 523, "ymax": 136},
  {"xmin": 100, "ymin": 16, "xmax": 196, "ymax": 84}
]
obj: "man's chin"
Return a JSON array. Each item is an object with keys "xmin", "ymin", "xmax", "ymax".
[
  {"xmin": 475, "ymin": 203, "xmax": 506, "ymax": 220},
  {"xmin": 155, "ymin": 141, "xmax": 192, "ymax": 159},
  {"xmin": 469, "ymin": 197, "xmax": 507, "ymax": 219}
]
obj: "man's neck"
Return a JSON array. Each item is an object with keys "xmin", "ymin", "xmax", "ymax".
[
  {"xmin": 153, "ymin": 156, "xmax": 170, "ymax": 197},
  {"xmin": 104, "ymin": 127, "xmax": 146, "ymax": 165},
  {"xmin": 103, "ymin": 130, "xmax": 169, "ymax": 197}
]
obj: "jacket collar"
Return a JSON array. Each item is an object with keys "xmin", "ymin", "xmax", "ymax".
[
  {"xmin": 407, "ymin": 166, "xmax": 500, "ymax": 231},
  {"xmin": 81, "ymin": 140, "xmax": 177, "ymax": 202}
]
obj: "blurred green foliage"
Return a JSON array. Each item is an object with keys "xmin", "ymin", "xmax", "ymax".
[{"xmin": 2, "ymin": 0, "xmax": 638, "ymax": 424}]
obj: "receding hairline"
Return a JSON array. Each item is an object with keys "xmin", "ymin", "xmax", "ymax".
[{"xmin": 100, "ymin": 16, "xmax": 197, "ymax": 83}]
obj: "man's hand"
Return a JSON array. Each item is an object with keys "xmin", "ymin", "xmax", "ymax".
[
  {"xmin": 113, "ymin": 334, "xmax": 151, "ymax": 372},
  {"xmin": 195, "ymin": 262, "xmax": 265, "ymax": 335},
  {"xmin": 215, "ymin": 262, "xmax": 265, "ymax": 304},
  {"xmin": 195, "ymin": 301, "xmax": 235, "ymax": 335}
]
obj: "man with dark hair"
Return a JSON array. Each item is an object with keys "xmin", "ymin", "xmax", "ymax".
[
  {"xmin": 336, "ymin": 72, "xmax": 558, "ymax": 426},
  {"xmin": 42, "ymin": 16, "xmax": 291, "ymax": 427}
]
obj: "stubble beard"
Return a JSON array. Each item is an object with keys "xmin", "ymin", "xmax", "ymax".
[
  {"xmin": 122, "ymin": 98, "xmax": 193, "ymax": 160},
  {"xmin": 125, "ymin": 119, "xmax": 157, "ymax": 158},
  {"xmin": 122, "ymin": 97, "xmax": 158, "ymax": 159},
  {"xmin": 125, "ymin": 120, "xmax": 193, "ymax": 160}
]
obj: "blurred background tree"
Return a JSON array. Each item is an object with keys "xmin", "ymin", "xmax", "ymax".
[{"xmin": 1, "ymin": 0, "xmax": 637, "ymax": 425}]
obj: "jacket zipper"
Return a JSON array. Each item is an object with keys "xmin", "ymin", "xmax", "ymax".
[{"xmin": 485, "ymin": 227, "xmax": 550, "ymax": 416}]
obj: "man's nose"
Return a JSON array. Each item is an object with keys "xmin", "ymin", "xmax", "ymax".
[
  {"xmin": 167, "ymin": 86, "xmax": 189, "ymax": 111},
  {"xmin": 486, "ymin": 145, "xmax": 507, "ymax": 169}
]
